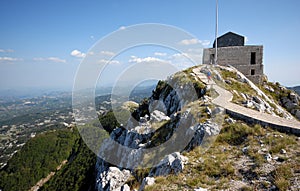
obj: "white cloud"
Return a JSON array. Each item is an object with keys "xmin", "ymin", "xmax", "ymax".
[
  {"xmin": 100, "ymin": 51, "xmax": 115, "ymax": 56},
  {"xmin": 179, "ymin": 38, "xmax": 200, "ymax": 45},
  {"xmin": 70, "ymin": 49, "xmax": 86, "ymax": 58},
  {"xmin": 154, "ymin": 52, "xmax": 167, "ymax": 57},
  {"xmin": 0, "ymin": 56, "xmax": 20, "ymax": 62},
  {"xmin": 33, "ymin": 57, "xmax": 66, "ymax": 63},
  {"xmin": 47, "ymin": 57, "xmax": 66, "ymax": 63},
  {"xmin": 129, "ymin": 56, "xmax": 169, "ymax": 64},
  {"xmin": 0, "ymin": 49, "xmax": 14, "ymax": 53},
  {"xmin": 98, "ymin": 59, "xmax": 120, "ymax": 65},
  {"xmin": 179, "ymin": 39, "xmax": 210, "ymax": 46},
  {"xmin": 200, "ymin": 40, "xmax": 211, "ymax": 46},
  {"xmin": 245, "ymin": 36, "xmax": 249, "ymax": 43},
  {"xmin": 119, "ymin": 26, "xmax": 126, "ymax": 30}
]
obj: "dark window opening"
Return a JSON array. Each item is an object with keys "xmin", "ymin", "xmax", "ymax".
[
  {"xmin": 251, "ymin": 52, "xmax": 256, "ymax": 65},
  {"xmin": 210, "ymin": 54, "xmax": 215, "ymax": 64},
  {"xmin": 251, "ymin": 69, "xmax": 255, "ymax": 75}
]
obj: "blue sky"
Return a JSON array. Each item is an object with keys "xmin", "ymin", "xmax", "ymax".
[{"xmin": 0, "ymin": 0, "xmax": 299, "ymax": 90}]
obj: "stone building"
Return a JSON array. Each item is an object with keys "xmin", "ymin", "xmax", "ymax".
[{"xmin": 203, "ymin": 32, "xmax": 264, "ymax": 84}]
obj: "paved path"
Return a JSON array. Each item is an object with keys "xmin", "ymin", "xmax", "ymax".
[{"xmin": 192, "ymin": 66, "xmax": 300, "ymax": 135}]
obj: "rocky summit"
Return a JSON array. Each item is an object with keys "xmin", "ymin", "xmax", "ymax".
[{"xmin": 94, "ymin": 65, "xmax": 300, "ymax": 191}]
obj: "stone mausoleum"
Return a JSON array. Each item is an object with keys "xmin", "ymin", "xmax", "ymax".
[{"xmin": 203, "ymin": 32, "xmax": 264, "ymax": 84}]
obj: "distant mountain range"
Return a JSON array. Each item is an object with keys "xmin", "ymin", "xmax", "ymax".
[{"xmin": 289, "ymin": 86, "xmax": 300, "ymax": 95}]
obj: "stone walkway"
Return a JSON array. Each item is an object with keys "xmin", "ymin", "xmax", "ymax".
[{"xmin": 192, "ymin": 66, "xmax": 300, "ymax": 135}]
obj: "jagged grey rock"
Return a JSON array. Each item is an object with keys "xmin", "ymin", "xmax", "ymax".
[
  {"xmin": 149, "ymin": 152, "xmax": 188, "ymax": 177},
  {"xmin": 253, "ymin": 96, "xmax": 263, "ymax": 105},
  {"xmin": 121, "ymin": 184, "xmax": 130, "ymax": 191},
  {"xmin": 186, "ymin": 121, "xmax": 220, "ymax": 151},
  {"xmin": 295, "ymin": 110, "xmax": 300, "ymax": 120},
  {"xmin": 289, "ymin": 92, "xmax": 299, "ymax": 105},
  {"xmin": 150, "ymin": 110, "xmax": 170, "ymax": 123},
  {"xmin": 281, "ymin": 97, "xmax": 298, "ymax": 110},
  {"xmin": 97, "ymin": 167, "xmax": 131, "ymax": 191},
  {"xmin": 243, "ymin": 100, "xmax": 254, "ymax": 108},
  {"xmin": 264, "ymin": 85, "xmax": 274, "ymax": 93}
]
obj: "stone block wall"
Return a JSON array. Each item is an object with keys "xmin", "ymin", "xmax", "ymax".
[{"xmin": 203, "ymin": 45, "xmax": 264, "ymax": 84}]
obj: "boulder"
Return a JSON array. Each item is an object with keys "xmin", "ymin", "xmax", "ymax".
[
  {"xmin": 186, "ymin": 122, "xmax": 220, "ymax": 151},
  {"xmin": 149, "ymin": 152, "xmax": 188, "ymax": 177},
  {"xmin": 225, "ymin": 79, "xmax": 232, "ymax": 85},
  {"xmin": 97, "ymin": 167, "xmax": 131, "ymax": 191},
  {"xmin": 150, "ymin": 110, "xmax": 170, "ymax": 123},
  {"xmin": 280, "ymin": 149, "xmax": 286, "ymax": 154},
  {"xmin": 117, "ymin": 184, "xmax": 130, "ymax": 191},
  {"xmin": 295, "ymin": 110, "xmax": 300, "ymax": 120},
  {"xmin": 242, "ymin": 147, "xmax": 248, "ymax": 154},
  {"xmin": 281, "ymin": 97, "xmax": 297, "ymax": 110},
  {"xmin": 289, "ymin": 92, "xmax": 299, "ymax": 105},
  {"xmin": 253, "ymin": 102, "xmax": 266, "ymax": 112},
  {"xmin": 265, "ymin": 153, "xmax": 272, "ymax": 162},
  {"xmin": 243, "ymin": 100, "xmax": 254, "ymax": 108},
  {"xmin": 264, "ymin": 85, "xmax": 274, "ymax": 93},
  {"xmin": 225, "ymin": 117, "xmax": 236, "ymax": 124},
  {"xmin": 253, "ymin": 96, "xmax": 263, "ymax": 105}
]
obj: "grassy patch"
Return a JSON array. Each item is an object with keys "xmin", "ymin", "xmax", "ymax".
[
  {"xmin": 263, "ymin": 133, "xmax": 296, "ymax": 154},
  {"xmin": 259, "ymin": 82, "xmax": 290, "ymax": 104},
  {"xmin": 217, "ymin": 68, "xmax": 256, "ymax": 103},
  {"xmin": 272, "ymin": 164, "xmax": 293, "ymax": 190},
  {"xmin": 138, "ymin": 120, "xmax": 300, "ymax": 190},
  {"xmin": 216, "ymin": 123, "xmax": 261, "ymax": 145},
  {"xmin": 220, "ymin": 69, "xmax": 237, "ymax": 79},
  {"xmin": 248, "ymin": 148, "xmax": 265, "ymax": 167}
]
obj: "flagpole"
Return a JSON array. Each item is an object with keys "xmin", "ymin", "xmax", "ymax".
[{"xmin": 215, "ymin": 0, "xmax": 218, "ymax": 65}]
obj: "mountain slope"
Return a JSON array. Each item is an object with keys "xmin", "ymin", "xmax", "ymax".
[{"xmin": 94, "ymin": 65, "xmax": 300, "ymax": 191}]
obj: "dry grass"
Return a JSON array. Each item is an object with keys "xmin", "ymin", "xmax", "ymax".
[
  {"xmin": 131, "ymin": 119, "xmax": 299, "ymax": 191},
  {"xmin": 273, "ymin": 164, "xmax": 293, "ymax": 190}
]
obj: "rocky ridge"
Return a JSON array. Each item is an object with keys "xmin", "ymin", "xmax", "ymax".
[
  {"xmin": 95, "ymin": 68, "xmax": 221, "ymax": 191},
  {"xmin": 94, "ymin": 65, "xmax": 300, "ymax": 191}
]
